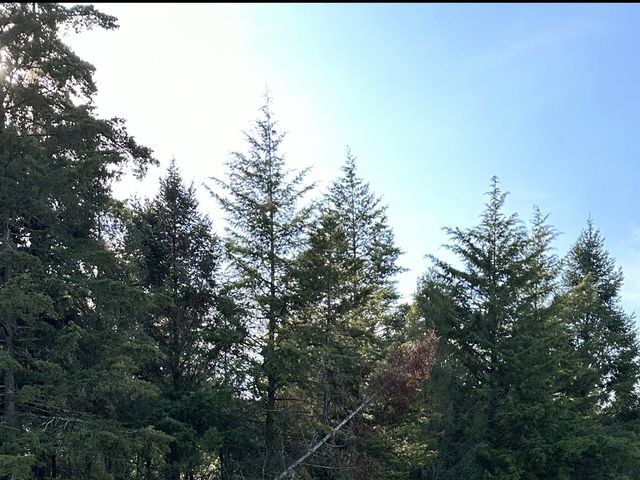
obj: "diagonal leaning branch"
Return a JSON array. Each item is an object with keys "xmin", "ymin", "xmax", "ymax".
[{"xmin": 274, "ymin": 330, "xmax": 438, "ymax": 480}]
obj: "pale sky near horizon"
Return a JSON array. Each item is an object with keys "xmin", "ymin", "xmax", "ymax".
[{"xmin": 65, "ymin": 3, "xmax": 640, "ymax": 317}]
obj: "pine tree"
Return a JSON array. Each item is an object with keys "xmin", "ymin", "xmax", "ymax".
[
  {"xmin": 562, "ymin": 218, "xmax": 640, "ymax": 416},
  {"xmin": 126, "ymin": 162, "xmax": 244, "ymax": 479},
  {"xmin": 559, "ymin": 219, "xmax": 640, "ymax": 478},
  {"xmin": 292, "ymin": 151, "xmax": 403, "ymax": 477},
  {"xmin": 416, "ymin": 179, "xmax": 583, "ymax": 479},
  {"xmin": 209, "ymin": 95, "xmax": 313, "ymax": 475},
  {"xmin": 0, "ymin": 4, "xmax": 165, "ymax": 478},
  {"xmin": 326, "ymin": 150, "xmax": 402, "ymax": 312}
]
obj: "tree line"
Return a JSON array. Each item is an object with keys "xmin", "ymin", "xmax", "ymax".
[{"xmin": 1, "ymin": 4, "xmax": 639, "ymax": 479}]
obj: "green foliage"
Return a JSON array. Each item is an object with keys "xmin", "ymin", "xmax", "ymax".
[
  {"xmin": 557, "ymin": 219, "xmax": 640, "ymax": 478},
  {"xmin": 414, "ymin": 179, "xmax": 592, "ymax": 479},
  {"xmin": 2, "ymin": 4, "xmax": 640, "ymax": 479},
  {"xmin": 0, "ymin": 455, "xmax": 36, "ymax": 480},
  {"xmin": 209, "ymin": 94, "xmax": 314, "ymax": 476},
  {"xmin": 289, "ymin": 151, "xmax": 404, "ymax": 478},
  {"xmin": 0, "ymin": 3, "xmax": 163, "ymax": 478},
  {"xmin": 126, "ymin": 162, "xmax": 246, "ymax": 479},
  {"xmin": 561, "ymin": 219, "xmax": 640, "ymax": 416}
]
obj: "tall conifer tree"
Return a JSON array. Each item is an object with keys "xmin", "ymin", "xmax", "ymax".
[
  {"xmin": 126, "ymin": 162, "xmax": 244, "ymax": 480},
  {"xmin": 293, "ymin": 151, "xmax": 403, "ymax": 477},
  {"xmin": 416, "ymin": 179, "xmax": 583, "ymax": 479},
  {"xmin": 0, "ymin": 3, "xmax": 164, "ymax": 479},
  {"xmin": 209, "ymin": 96, "xmax": 313, "ymax": 475},
  {"xmin": 559, "ymin": 219, "xmax": 640, "ymax": 478},
  {"xmin": 562, "ymin": 219, "xmax": 640, "ymax": 415}
]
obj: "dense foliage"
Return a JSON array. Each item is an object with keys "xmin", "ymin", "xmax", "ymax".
[{"xmin": 1, "ymin": 4, "xmax": 639, "ymax": 479}]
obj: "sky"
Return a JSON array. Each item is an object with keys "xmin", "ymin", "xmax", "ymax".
[{"xmin": 65, "ymin": 3, "xmax": 640, "ymax": 315}]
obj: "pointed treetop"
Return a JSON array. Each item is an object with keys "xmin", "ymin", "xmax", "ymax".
[
  {"xmin": 564, "ymin": 217, "xmax": 623, "ymax": 305},
  {"xmin": 165, "ymin": 157, "xmax": 181, "ymax": 181},
  {"xmin": 261, "ymin": 86, "xmax": 274, "ymax": 122},
  {"xmin": 484, "ymin": 175, "xmax": 509, "ymax": 217},
  {"xmin": 344, "ymin": 146, "xmax": 357, "ymax": 172},
  {"xmin": 161, "ymin": 158, "xmax": 184, "ymax": 189}
]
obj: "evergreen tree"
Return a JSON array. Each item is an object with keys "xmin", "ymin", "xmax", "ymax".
[
  {"xmin": 4, "ymin": 4, "xmax": 640, "ymax": 478},
  {"xmin": 326, "ymin": 150, "xmax": 402, "ymax": 312},
  {"xmin": 562, "ymin": 218, "xmax": 640, "ymax": 416},
  {"xmin": 293, "ymin": 152, "xmax": 403, "ymax": 477},
  {"xmin": 416, "ymin": 179, "xmax": 583, "ymax": 479},
  {"xmin": 126, "ymin": 162, "xmax": 244, "ymax": 480},
  {"xmin": 0, "ymin": 4, "xmax": 167, "ymax": 479},
  {"xmin": 559, "ymin": 219, "xmax": 640, "ymax": 478},
  {"xmin": 209, "ymin": 96, "xmax": 313, "ymax": 475}
]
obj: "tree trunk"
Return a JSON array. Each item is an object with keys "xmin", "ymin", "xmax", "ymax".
[
  {"xmin": 219, "ymin": 448, "xmax": 227, "ymax": 480},
  {"xmin": 3, "ymin": 335, "xmax": 15, "ymax": 423},
  {"xmin": 168, "ymin": 442, "xmax": 180, "ymax": 480},
  {"xmin": 265, "ymin": 179, "xmax": 277, "ymax": 466},
  {"xmin": 2, "ymin": 220, "xmax": 16, "ymax": 424}
]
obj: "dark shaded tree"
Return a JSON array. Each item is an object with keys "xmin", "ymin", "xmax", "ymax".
[
  {"xmin": 292, "ymin": 151, "xmax": 403, "ymax": 478},
  {"xmin": 126, "ymin": 162, "xmax": 245, "ymax": 480},
  {"xmin": 0, "ymin": 3, "xmax": 164, "ymax": 479},
  {"xmin": 559, "ymin": 219, "xmax": 640, "ymax": 479}
]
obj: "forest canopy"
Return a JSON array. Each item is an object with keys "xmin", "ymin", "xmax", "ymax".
[{"xmin": 1, "ymin": 3, "xmax": 639, "ymax": 480}]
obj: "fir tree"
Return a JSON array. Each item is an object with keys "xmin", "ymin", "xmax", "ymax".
[
  {"xmin": 292, "ymin": 151, "xmax": 403, "ymax": 477},
  {"xmin": 562, "ymin": 218, "xmax": 640, "ymax": 416},
  {"xmin": 209, "ymin": 95, "xmax": 313, "ymax": 475},
  {"xmin": 0, "ymin": 4, "xmax": 166, "ymax": 479},
  {"xmin": 417, "ymin": 179, "xmax": 583, "ymax": 479},
  {"xmin": 559, "ymin": 219, "xmax": 640, "ymax": 478},
  {"xmin": 326, "ymin": 150, "xmax": 402, "ymax": 310},
  {"xmin": 126, "ymin": 162, "xmax": 244, "ymax": 480}
]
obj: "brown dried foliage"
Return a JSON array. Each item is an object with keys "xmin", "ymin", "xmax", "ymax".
[{"xmin": 366, "ymin": 330, "xmax": 438, "ymax": 420}]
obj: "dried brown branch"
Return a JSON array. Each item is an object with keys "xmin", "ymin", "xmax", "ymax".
[{"xmin": 274, "ymin": 330, "xmax": 438, "ymax": 480}]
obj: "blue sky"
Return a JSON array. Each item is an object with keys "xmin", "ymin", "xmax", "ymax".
[{"xmin": 67, "ymin": 4, "xmax": 640, "ymax": 314}]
